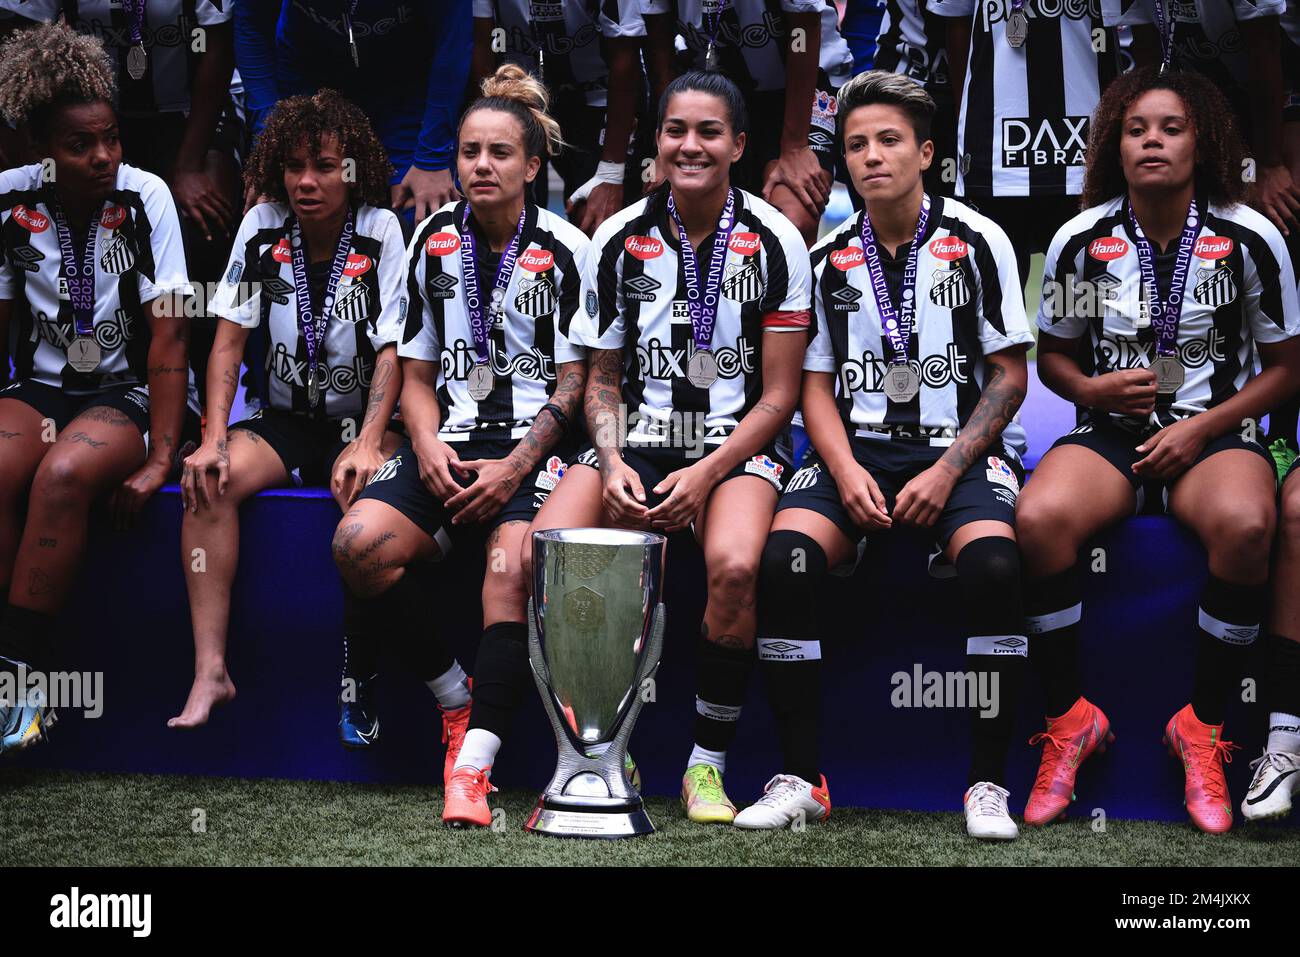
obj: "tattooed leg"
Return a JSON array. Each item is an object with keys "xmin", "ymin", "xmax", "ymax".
[{"xmin": 0, "ymin": 397, "xmax": 50, "ymax": 592}]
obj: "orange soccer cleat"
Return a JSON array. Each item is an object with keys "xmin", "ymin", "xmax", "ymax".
[
  {"xmin": 1023, "ymin": 696, "xmax": 1115, "ymax": 825},
  {"xmin": 440, "ymin": 700, "xmax": 472, "ymax": 789},
  {"xmin": 1164, "ymin": 704, "xmax": 1240, "ymax": 834},
  {"xmin": 442, "ymin": 766, "xmax": 496, "ymax": 828}
]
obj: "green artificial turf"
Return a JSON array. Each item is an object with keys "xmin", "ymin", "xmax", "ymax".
[{"xmin": 3, "ymin": 769, "xmax": 1298, "ymax": 867}]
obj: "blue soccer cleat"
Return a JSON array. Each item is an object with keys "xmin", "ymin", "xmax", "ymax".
[
  {"xmin": 1, "ymin": 679, "xmax": 56, "ymax": 754},
  {"xmin": 339, "ymin": 672, "xmax": 379, "ymax": 749}
]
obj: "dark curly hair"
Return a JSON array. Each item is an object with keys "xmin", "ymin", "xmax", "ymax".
[
  {"xmin": 1083, "ymin": 65, "xmax": 1248, "ymax": 209},
  {"xmin": 244, "ymin": 89, "xmax": 392, "ymax": 208}
]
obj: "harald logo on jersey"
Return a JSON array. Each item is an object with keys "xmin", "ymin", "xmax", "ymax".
[
  {"xmin": 636, "ymin": 337, "xmax": 755, "ymax": 381},
  {"xmin": 1191, "ymin": 236, "xmax": 1237, "ymax": 306},
  {"xmin": 837, "ymin": 344, "xmax": 970, "ymax": 394},
  {"xmin": 1000, "ymin": 116, "xmax": 1089, "ymax": 169}
]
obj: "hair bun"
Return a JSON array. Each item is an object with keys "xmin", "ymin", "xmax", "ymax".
[{"xmin": 480, "ymin": 63, "xmax": 550, "ymax": 115}]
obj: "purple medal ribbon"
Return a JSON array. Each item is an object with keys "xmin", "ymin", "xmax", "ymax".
[
  {"xmin": 121, "ymin": 0, "xmax": 146, "ymax": 45},
  {"xmin": 666, "ymin": 187, "xmax": 736, "ymax": 355},
  {"xmin": 49, "ymin": 200, "xmax": 99, "ymax": 339},
  {"xmin": 459, "ymin": 203, "xmax": 527, "ymax": 366},
  {"xmin": 290, "ymin": 209, "xmax": 355, "ymax": 392},
  {"xmin": 343, "ymin": 0, "xmax": 361, "ymax": 67},
  {"xmin": 1152, "ymin": 0, "xmax": 1173, "ymax": 70},
  {"xmin": 860, "ymin": 193, "xmax": 931, "ymax": 365},
  {"xmin": 1126, "ymin": 194, "xmax": 1201, "ymax": 358}
]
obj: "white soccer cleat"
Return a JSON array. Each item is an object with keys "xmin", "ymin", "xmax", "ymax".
[
  {"xmin": 963, "ymin": 782, "xmax": 1019, "ymax": 841},
  {"xmin": 733, "ymin": 773, "xmax": 831, "ymax": 830},
  {"xmin": 1241, "ymin": 749, "xmax": 1300, "ymax": 822}
]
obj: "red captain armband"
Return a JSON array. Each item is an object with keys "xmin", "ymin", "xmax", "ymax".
[{"xmin": 762, "ymin": 309, "xmax": 811, "ymax": 330}]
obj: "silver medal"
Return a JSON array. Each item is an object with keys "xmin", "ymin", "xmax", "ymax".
[
  {"xmin": 68, "ymin": 337, "xmax": 101, "ymax": 374},
  {"xmin": 127, "ymin": 45, "xmax": 147, "ymax": 80},
  {"xmin": 1150, "ymin": 355, "xmax": 1184, "ymax": 395},
  {"xmin": 705, "ymin": 43, "xmax": 721, "ymax": 72},
  {"xmin": 1006, "ymin": 10, "xmax": 1029, "ymax": 48},
  {"xmin": 468, "ymin": 363, "xmax": 495, "ymax": 401},
  {"xmin": 687, "ymin": 351, "xmax": 718, "ymax": 389},
  {"xmin": 882, "ymin": 363, "xmax": 920, "ymax": 403},
  {"xmin": 307, "ymin": 365, "xmax": 322, "ymax": 407}
]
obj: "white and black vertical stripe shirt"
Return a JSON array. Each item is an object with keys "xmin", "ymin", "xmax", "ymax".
[
  {"xmin": 805, "ymin": 196, "xmax": 1034, "ymax": 451},
  {"xmin": 569, "ymin": 187, "xmax": 812, "ymax": 445},
  {"xmin": 402, "ymin": 200, "xmax": 588, "ymax": 442},
  {"xmin": 0, "ymin": 162, "xmax": 197, "ymax": 399},
  {"xmin": 208, "ymin": 202, "xmax": 406, "ymax": 420},
  {"xmin": 0, "ymin": 0, "xmax": 231, "ymax": 116},
  {"xmin": 646, "ymin": 0, "xmax": 854, "ymax": 93},
  {"xmin": 874, "ymin": 0, "xmax": 950, "ymax": 92},
  {"xmin": 1038, "ymin": 194, "xmax": 1300, "ymax": 430},
  {"xmin": 927, "ymin": 0, "xmax": 1121, "ymax": 196},
  {"xmin": 472, "ymin": 0, "xmax": 648, "ymax": 108}
]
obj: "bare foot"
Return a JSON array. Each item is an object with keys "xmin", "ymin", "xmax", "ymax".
[{"xmin": 167, "ymin": 671, "xmax": 236, "ymax": 728}]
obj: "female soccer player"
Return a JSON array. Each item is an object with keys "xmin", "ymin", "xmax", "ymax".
[
  {"xmin": 742, "ymin": 71, "xmax": 1034, "ymax": 839},
  {"xmin": 530, "ymin": 70, "xmax": 813, "ymax": 825},
  {"xmin": 334, "ymin": 65, "xmax": 592, "ymax": 827},
  {"xmin": 0, "ymin": 23, "xmax": 199, "ymax": 750},
  {"xmin": 170, "ymin": 91, "xmax": 409, "ymax": 730},
  {"xmin": 1019, "ymin": 66, "xmax": 1300, "ymax": 834}
]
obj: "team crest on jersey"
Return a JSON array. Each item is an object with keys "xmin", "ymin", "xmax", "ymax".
[
  {"xmin": 830, "ymin": 285, "xmax": 862, "ymax": 312},
  {"xmin": 985, "ymin": 456, "xmax": 1019, "ymax": 495},
  {"xmin": 722, "ymin": 261, "xmax": 762, "ymax": 303},
  {"xmin": 585, "ymin": 289, "xmax": 598, "ymax": 317},
  {"xmin": 515, "ymin": 277, "xmax": 556, "ymax": 317},
  {"xmin": 744, "ymin": 454, "xmax": 785, "ymax": 488},
  {"xmin": 224, "ymin": 261, "xmax": 243, "ymax": 287},
  {"xmin": 929, "ymin": 267, "xmax": 970, "ymax": 308},
  {"xmin": 262, "ymin": 275, "xmax": 293, "ymax": 305},
  {"xmin": 334, "ymin": 280, "xmax": 370, "ymax": 323},
  {"xmin": 426, "ymin": 272, "xmax": 458, "ymax": 300},
  {"xmin": 623, "ymin": 274, "xmax": 661, "ymax": 302},
  {"xmin": 368, "ymin": 455, "xmax": 402, "ymax": 485},
  {"xmin": 535, "ymin": 455, "xmax": 566, "ymax": 491},
  {"xmin": 1192, "ymin": 264, "xmax": 1237, "ymax": 307},
  {"xmin": 6, "ymin": 243, "xmax": 44, "ymax": 272},
  {"xmin": 785, "ymin": 462, "xmax": 822, "ymax": 494},
  {"xmin": 98, "ymin": 233, "xmax": 134, "ymax": 274}
]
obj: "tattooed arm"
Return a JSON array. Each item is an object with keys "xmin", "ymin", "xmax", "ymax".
[
  {"xmin": 584, "ymin": 347, "xmax": 626, "ymax": 471},
  {"xmin": 506, "ymin": 360, "xmax": 585, "ymax": 474}
]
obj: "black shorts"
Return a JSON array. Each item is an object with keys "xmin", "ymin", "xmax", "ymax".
[
  {"xmin": 1050, "ymin": 415, "xmax": 1274, "ymax": 512},
  {"xmin": 356, "ymin": 436, "xmax": 575, "ymax": 551},
  {"xmin": 231, "ymin": 408, "xmax": 362, "ymax": 486},
  {"xmin": 572, "ymin": 441, "xmax": 792, "ymax": 510},
  {"xmin": 0, "ymin": 378, "xmax": 200, "ymax": 466},
  {"xmin": 775, "ymin": 436, "xmax": 1024, "ymax": 547},
  {"xmin": 963, "ymin": 194, "xmax": 1080, "ymax": 284}
]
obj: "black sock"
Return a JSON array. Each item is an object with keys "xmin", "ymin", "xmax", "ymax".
[
  {"xmin": 958, "ymin": 537, "xmax": 1027, "ymax": 787},
  {"xmin": 694, "ymin": 639, "xmax": 754, "ymax": 754},
  {"xmin": 1263, "ymin": 632, "xmax": 1300, "ymax": 718},
  {"xmin": 389, "ymin": 566, "xmax": 456, "ymax": 682},
  {"xmin": 756, "ymin": 529, "xmax": 827, "ymax": 783},
  {"xmin": 340, "ymin": 589, "xmax": 380, "ymax": 682},
  {"xmin": 1192, "ymin": 576, "xmax": 1265, "ymax": 726},
  {"xmin": 1024, "ymin": 565, "xmax": 1083, "ymax": 718},
  {"xmin": 0, "ymin": 604, "xmax": 54, "ymax": 673},
  {"xmin": 467, "ymin": 621, "xmax": 530, "ymax": 738},
  {"xmin": 1267, "ymin": 396, "xmax": 1299, "ymax": 447}
]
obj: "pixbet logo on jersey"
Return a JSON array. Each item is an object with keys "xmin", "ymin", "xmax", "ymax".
[
  {"xmin": 36, "ymin": 308, "xmax": 136, "ymax": 352},
  {"xmin": 837, "ymin": 344, "xmax": 970, "ymax": 394},
  {"xmin": 267, "ymin": 342, "xmax": 374, "ymax": 394},
  {"xmin": 440, "ymin": 341, "xmax": 556, "ymax": 384},
  {"xmin": 1001, "ymin": 116, "xmax": 1089, "ymax": 169},
  {"xmin": 635, "ymin": 337, "xmax": 755, "ymax": 381},
  {"xmin": 1096, "ymin": 328, "xmax": 1227, "ymax": 371}
]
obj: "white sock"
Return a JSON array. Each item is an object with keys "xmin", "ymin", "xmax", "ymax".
[
  {"xmin": 1267, "ymin": 712, "xmax": 1300, "ymax": 754},
  {"xmin": 687, "ymin": 744, "xmax": 726, "ymax": 775},
  {"xmin": 427, "ymin": 662, "xmax": 470, "ymax": 710},
  {"xmin": 454, "ymin": 728, "xmax": 501, "ymax": 772}
]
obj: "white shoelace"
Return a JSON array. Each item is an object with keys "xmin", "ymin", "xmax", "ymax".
[
  {"xmin": 968, "ymin": 782, "xmax": 1012, "ymax": 817},
  {"xmin": 755, "ymin": 774, "xmax": 806, "ymax": 807},
  {"xmin": 1248, "ymin": 749, "xmax": 1300, "ymax": 786}
]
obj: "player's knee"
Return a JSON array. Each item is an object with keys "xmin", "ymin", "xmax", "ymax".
[
  {"xmin": 1205, "ymin": 503, "xmax": 1274, "ymax": 568},
  {"xmin": 332, "ymin": 521, "xmax": 403, "ymax": 597},
  {"xmin": 759, "ymin": 530, "xmax": 828, "ymax": 597},
  {"xmin": 483, "ymin": 561, "xmax": 527, "ymax": 610},
  {"xmin": 1015, "ymin": 493, "xmax": 1077, "ymax": 554},
  {"xmin": 707, "ymin": 552, "xmax": 759, "ymax": 606},
  {"xmin": 31, "ymin": 455, "xmax": 93, "ymax": 514},
  {"xmin": 954, "ymin": 536, "xmax": 1022, "ymax": 595}
]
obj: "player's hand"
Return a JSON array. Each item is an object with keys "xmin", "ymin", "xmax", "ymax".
[
  {"xmin": 1084, "ymin": 368, "xmax": 1158, "ymax": 417},
  {"xmin": 171, "ymin": 165, "xmax": 236, "ymax": 243},
  {"xmin": 111, "ymin": 457, "xmax": 169, "ymax": 530},
  {"xmin": 331, "ymin": 440, "xmax": 388, "ymax": 509},
  {"xmin": 833, "ymin": 461, "xmax": 891, "ymax": 531},
  {"xmin": 1131, "ymin": 416, "xmax": 1210, "ymax": 481},
  {"xmin": 894, "ymin": 463, "xmax": 959, "ymax": 529},
  {"xmin": 443, "ymin": 457, "xmax": 523, "ymax": 524},
  {"xmin": 412, "ymin": 434, "xmax": 463, "ymax": 503},
  {"xmin": 601, "ymin": 456, "xmax": 651, "ymax": 528},
  {"xmin": 243, "ymin": 184, "xmax": 274, "ymax": 213},
  {"xmin": 1253, "ymin": 163, "xmax": 1300, "ymax": 237},
  {"xmin": 568, "ymin": 181, "xmax": 624, "ymax": 237},
  {"xmin": 392, "ymin": 167, "xmax": 460, "ymax": 222},
  {"xmin": 180, "ymin": 437, "xmax": 230, "ymax": 513},
  {"xmin": 646, "ymin": 459, "xmax": 718, "ymax": 533},
  {"xmin": 762, "ymin": 147, "xmax": 832, "ymax": 221}
]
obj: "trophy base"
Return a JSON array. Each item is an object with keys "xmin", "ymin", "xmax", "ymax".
[{"xmin": 523, "ymin": 797, "xmax": 655, "ymax": 839}]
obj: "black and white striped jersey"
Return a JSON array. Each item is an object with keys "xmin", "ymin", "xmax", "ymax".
[
  {"xmin": 1038, "ymin": 195, "xmax": 1300, "ymax": 430},
  {"xmin": 0, "ymin": 0, "xmax": 231, "ymax": 116},
  {"xmin": 472, "ymin": 0, "xmax": 648, "ymax": 108},
  {"xmin": 874, "ymin": 0, "xmax": 950, "ymax": 92},
  {"xmin": 0, "ymin": 162, "xmax": 197, "ymax": 399},
  {"xmin": 209, "ymin": 202, "xmax": 406, "ymax": 420},
  {"xmin": 401, "ymin": 200, "xmax": 588, "ymax": 443},
  {"xmin": 805, "ymin": 196, "xmax": 1033, "ymax": 452},
  {"xmin": 646, "ymin": 0, "xmax": 854, "ymax": 93},
  {"xmin": 569, "ymin": 187, "xmax": 812, "ymax": 446},
  {"xmin": 927, "ymin": 0, "xmax": 1121, "ymax": 197}
]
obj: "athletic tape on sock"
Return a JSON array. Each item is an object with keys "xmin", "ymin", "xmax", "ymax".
[
  {"xmin": 1025, "ymin": 602, "xmax": 1082, "ymax": 635},
  {"xmin": 966, "ymin": 634, "xmax": 1029, "ymax": 657},
  {"xmin": 1198, "ymin": 608, "xmax": 1260, "ymax": 645},
  {"xmin": 757, "ymin": 638, "xmax": 822, "ymax": 661},
  {"xmin": 695, "ymin": 697, "xmax": 742, "ymax": 721}
]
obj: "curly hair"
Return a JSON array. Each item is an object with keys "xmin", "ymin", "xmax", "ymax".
[
  {"xmin": 0, "ymin": 21, "xmax": 116, "ymax": 138},
  {"xmin": 1083, "ymin": 65, "xmax": 1248, "ymax": 209},
  {"xmin": 463, "ymin": 63, "xmax": 565, "ymax": 159},
  {"xmin": 243, "ymin": 89, "xmax": 392, "ymax": 208}
]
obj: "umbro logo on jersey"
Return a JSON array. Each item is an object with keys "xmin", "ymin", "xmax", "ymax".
[
  {"xmin": 343, "ymin": 254, "xmax": 372, "ymax": 277},
  {"xmin": 426, "ymin": 232, "xmax": 460, "ymax": 256},
  {"xmin": 830, "ymin": 247, "xmax": 864, "ymax": 271},
  {"xmin": 623, "ymin": 274, "xmax": 662, "ymax": 301},
  {"xmin": 518, "ymin": 248, "xmax": 554, "ymax": 272},
  {"xmin": 262, "ymin": 275, "xmax": 293, "ymax": 305},
  {"xmin": 100, "ymin": 205, "xmax": 127, "ymax": 231},
  {"xmin": 11, "ymin": 205, "xmax": 48, "ymax": 232},
  {"xmin": 1088, "ymin": 238, "xmax": 1129, "ymax": 261},
  {"xmin": 1000, "ymin": 116, "xmax": 1088, "ymax": 170},
  {"xmin": 728, "ymin": 232, "xmax": 760, "ymax": 256},
  {"xmin": 1194, "ymin": 236, "xmax": 1233, "ymax": 259},
  {"xmin": 722, "ymin": 261, "xmax": 762, "ymax": 303},
  {"xmin": 7, "ymin": 243, "xmax": 44, "ymax": 272},
  {"xmin": 831, "ymin": 285, "xmax": 862, "ymax": 311},
  {"xmin": 624, "ymin": 235, "xmax": 663, "ymax": 260},
  {"xmin": 426, "ymin": 272, "xmax": 458, "ymax": 299},
  {"xmin": 271, "ymin": 238, "xmax": 291, "ymax": 263},
  {"xmin": 808, "ymin": 129, "xmax": 834, "ymax": 152},
  {"xmin": 1193, "ymin": 265, "xmax": 1238, "ymax": 306},
  {"xmin": 334, "ymin": 280, "xmax": 370, "ymax": 323},
  {"xmin": 515, "ymin": 277, "xmax": 556, "ymax": 317},
  {"xmin": 99, "ymin": 233, "xmax": 134, "ymax": 274},
  {"xmin": 929, "ymin": 268, "xmax": 970, "ymax": 308},
  {"xmin": 929, "ymin": 237, "xmax": 968, "ymax": 260}
]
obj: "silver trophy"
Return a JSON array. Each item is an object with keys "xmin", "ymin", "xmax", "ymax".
[{"xmin": 524, "ymin": 528, "xmax": 666, "ymax": 838}]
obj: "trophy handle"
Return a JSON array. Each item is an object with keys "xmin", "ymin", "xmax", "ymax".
[{"xmin": 605, "ymin": 602, "xmax": 664, "ymax": 767}]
